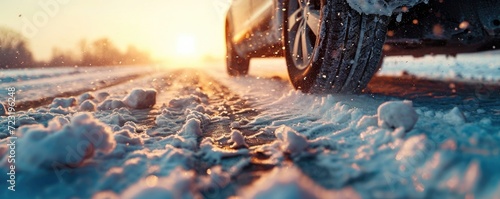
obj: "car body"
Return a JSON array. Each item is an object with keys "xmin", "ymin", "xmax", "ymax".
[{"xmin": 225, "ymin": 0, "xmax": 500, "ymax": 93}]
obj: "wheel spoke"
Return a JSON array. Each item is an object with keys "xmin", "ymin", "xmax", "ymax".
[
  {"xmin": 306, "ymin": 9, "xmax": 321, "ymax": 36},
  {"xmin": 298, "ymin": 0, "xmax": 304, "ymax": 8},
  {"xmin": 288, "ymin": 8, "xmax": 303, "ymax": 30},
  {"xmin": 293, "ymin": 23, "xmax": 303, "ymax": 62},
  {"xmin": 301, "ymin": 25, "xmax": 311, "ymax": 64}
]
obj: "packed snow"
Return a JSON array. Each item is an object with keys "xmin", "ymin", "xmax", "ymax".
[
  {"xmin": 0, "ymin": 51, "xmax": 499, "ymax": 198},
  {"xmin": 347, "ymin": 0, "xmax": 428, "ymax": 15}
]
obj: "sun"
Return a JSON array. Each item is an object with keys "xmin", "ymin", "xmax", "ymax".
[{"xmin": 176, "ymin": 35, "xmax": 197, "ymax": 57}]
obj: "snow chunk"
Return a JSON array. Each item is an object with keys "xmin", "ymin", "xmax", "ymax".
[
  {"xmin": 168, "ymin": 95, "xmax": 202, "ymax": 111},
  {"xmin": 378, "ymin": 100, "xmax": 418, "ymax": 132},
  {"xmin": 275, "ymin": 126, "xmax": 308, "ymax": 155},
  {"xmin": 178, "ymin": 118, "xmax": 203, "ymax": 138},
  {"xmin": 121, "ymin": 167, "xmax": 200, "ymax": 199},
  {"xmin": 240, "ymin": 166, "xmax": 360, "ymax": 198},
  {"xmin": 14, "ymin": 113, "xmax": 116, "ymax": 170},
  {"xmin": 99, "ymin": 110, "xmax": 138, "ymax": 126},
  {"xmin": 347, "ymin": 0, "xmax": 427, "ymax": 16},
  {"xmin": 123, "ymin": 88, "xmax": 157, "ymax": 109},
  {"xmin": 79, "ymin": 100, "xmax": 97, "ymax": 112},
  {"xmin": 229, "ymin": 130, "xmax": 247, "ymax": 148},
  {"xmin": 356, "ymin": 115, "xmax": 378, "ymax": 130},
  {"xmin": 49, "ymin": 97, "xmax": 77, "ymax": 108},
  {"xmin": 114, "ymin": 128, "xmax": 143, "ymax": 146},
  {"xmin": 78, "ymin": 92, "xmax": 95, "ymax": 104},
  {"xmin": 395, "ymin": 134, "xmax": 433, "ymax": 162},
  {"xmin": 443, "ymin": 107, "xmax": 466, "ymax": 125},
  {"xmin": 98, "ymin": 99, "xmax": 127, "ymax": 111},
  {"xmin": 96, "ymin": 92, "xmax": 110, "ymax": 102}
]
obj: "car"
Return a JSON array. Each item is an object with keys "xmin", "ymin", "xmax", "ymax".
[{"xmin": 225, "ymin": 0, "xmax": 500, "ymax": 93}]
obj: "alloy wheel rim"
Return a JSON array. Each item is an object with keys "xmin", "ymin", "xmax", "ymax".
[{"xmin": 287, "ymin": 0, "xmax": 321, "ymax": 70}]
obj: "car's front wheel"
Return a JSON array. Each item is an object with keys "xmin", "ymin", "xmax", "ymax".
[{"xmin": 284, "ymin": 0, "xmax": 389, "ymax": 93}]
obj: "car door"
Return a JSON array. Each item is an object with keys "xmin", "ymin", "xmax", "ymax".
[
  {"xmin": 250, "ymin": 0, "xmax": 274, "ymax": 29},
  {"xmin": 229, "ymin": 0, "xmax": 251, "ymax": 39}
]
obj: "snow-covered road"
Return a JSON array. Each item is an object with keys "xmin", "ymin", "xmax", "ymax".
[{"xmin": 0, "ymin": 52, "xmax": 499, "ymax": 198}]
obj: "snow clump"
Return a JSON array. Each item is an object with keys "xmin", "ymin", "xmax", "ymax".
[
  {"xmin": 98, "ymin": 99, "xmax": 127, "ymax": 111},
  {"xmin": 241, "ymin": 166, "xmax": 360, "ymax": 198},
  {"xmin": 377, "ymin": 100, "xmax": 418, "ymax": 132},
  {"xmin": 79, "ymin": 100, "xmax": 97, "ymax": 112},
  {"xmin": 275, "ymin": 126, "xmax": 308, "ymax": 155},
  {"xmin": 13, "ymin": 113, "xmax": 116, "ymax": 171},
  {"xmin": 49, "ymin": 97, "xmax": 77, "ymax": 108},
  {"xmin": 121, "ymin": 167, "xmax": 200, "ymax": 199},
  {"xmin": 229, "ymin": 130, "xmax": 247, "ymax": 148},
  {"xmin": 122, "ymin": 88, "xmax": 157, "ymax": 109},
  {"xmin": 443, "ymin": 107, "xmax": 466, "ymax": 125}
]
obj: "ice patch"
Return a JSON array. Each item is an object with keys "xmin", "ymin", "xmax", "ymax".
[
  {"xmin": 123, "ymin": 88, "xmax": 157, "ymax": 109},
  {"xmin": 377, "ymin": 100, "xmax": 418, "ymax": 132}
]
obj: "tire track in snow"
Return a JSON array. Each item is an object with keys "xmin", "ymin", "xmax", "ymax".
[
  {"xmin": 16, "ymin": 73, "xmax": 145, "ymax": 111},
  {"xmin": 145, "ymin": 69, "xmax": 280, "ymax": 197}
]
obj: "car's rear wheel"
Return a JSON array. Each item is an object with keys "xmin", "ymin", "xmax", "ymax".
[
  {"xmin": 226, "ymin": 20, "xmax": 249, "ymax": 76},
  {"xmin": 284, "ymin": 0, "xmax": 389, "ymax": 93}
]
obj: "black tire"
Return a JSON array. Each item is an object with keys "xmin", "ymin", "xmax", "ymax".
[
  {"xmin": 284, "ymin": 0, "xmax": 389, "ymax": 93},
  {"xmin": 226, "ymin": 20, "xmax": 250, "ymax": 76}
]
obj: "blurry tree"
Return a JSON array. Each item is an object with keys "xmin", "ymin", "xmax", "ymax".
[
  {"xmin": 76, "ymin": 38, "xmax": 151, "ymax": 66},
  {"xmin": 48, "ymin": 47, "xmax": 78, "ymax": 66},
  {"xmin": 123, "ymin": 45, "xmax": 151, "ymax": 65},
  {"xmin": 0, "ymin": 27, "xmax": 34, "ymax": 68}
]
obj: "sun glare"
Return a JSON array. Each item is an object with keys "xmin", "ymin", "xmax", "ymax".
[{"xmin": 176, "ymin": 35, "xmax": 197, "ymax": 57}]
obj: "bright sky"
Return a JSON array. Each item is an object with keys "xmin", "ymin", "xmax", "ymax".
[{"xmin": 0, "ymin": 0, "xmax": 230, "ymax": 62}]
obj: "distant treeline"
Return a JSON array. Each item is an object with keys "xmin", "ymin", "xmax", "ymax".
[{"xmin": 0, "ymin": 27, "xmax": 153, "ymax": 69}]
